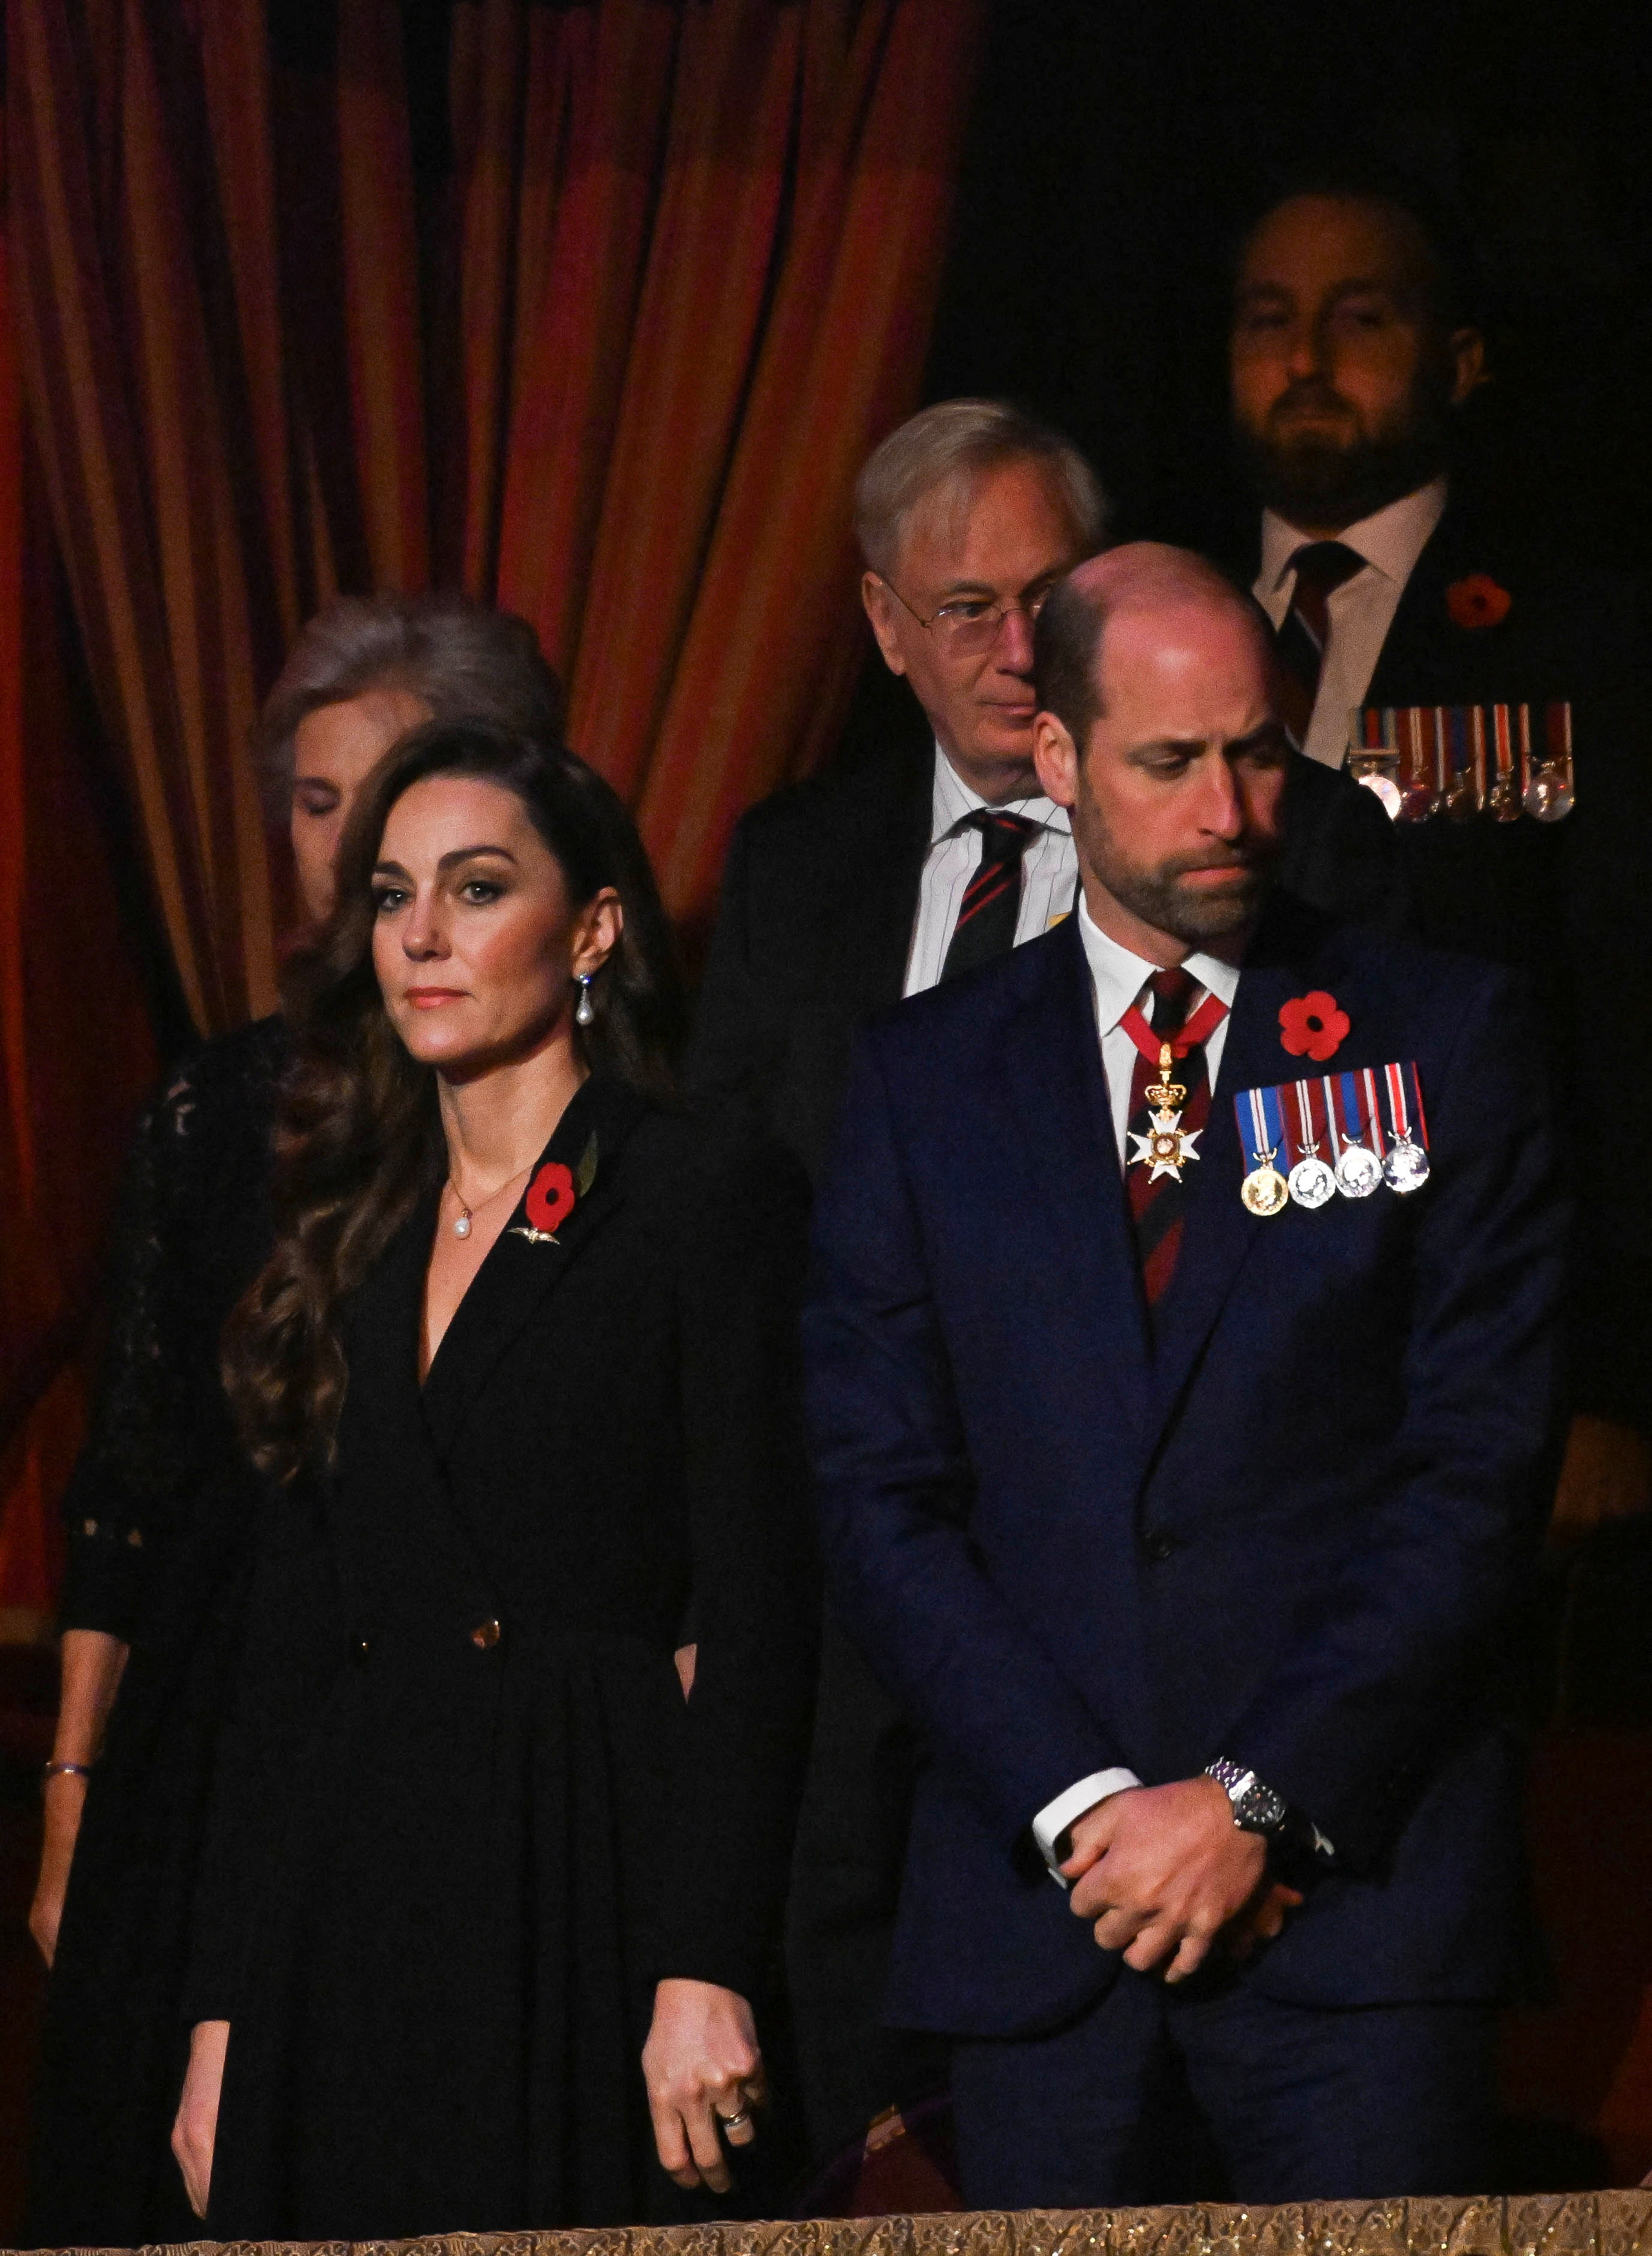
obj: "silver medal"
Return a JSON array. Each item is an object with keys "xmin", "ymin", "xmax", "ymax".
[
  {"xmin": 1383, "ymin": 1136, "xmax": 1431, "ymax": 1194},
  {"xmin": 1335, "ymin": 1142, "xmax": 1383, "ymax": 1199},
  {"xmin": 1288, "ymin": 1154, "xmax": 1338, "ymax": 1210}
]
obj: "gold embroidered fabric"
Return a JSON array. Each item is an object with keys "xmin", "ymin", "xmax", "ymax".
[{"xmin": 17, "ymin": 2191, "xmax": 1652, "ymax": 2256}]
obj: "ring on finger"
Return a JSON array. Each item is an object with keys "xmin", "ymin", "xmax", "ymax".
[{"xmin": 716, "ymin": 2107, "xmax": 753, "ymax": 2132}]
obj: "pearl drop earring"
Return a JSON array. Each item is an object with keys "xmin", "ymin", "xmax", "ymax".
[{"xmin": 575, "ymin": 973, "xmax": 595, "ymax": 1027}]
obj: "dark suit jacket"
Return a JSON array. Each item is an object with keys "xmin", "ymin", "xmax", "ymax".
[
  {"xmin": 804, "ymin": 900, "xmax": 1566, "ymax": 2039},
  {"xmin": 689, "ymin": 742, "xmax": 1403, "ymax": 1185},
  {"xmin": 1278, "ymin": 497, "xmax": 1652, "ymax": 1428}
]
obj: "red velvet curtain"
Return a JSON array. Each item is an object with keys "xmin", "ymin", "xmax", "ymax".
[{"xmin": 0, "ymin": 0, "xmax": 986, "ymax": 1618}]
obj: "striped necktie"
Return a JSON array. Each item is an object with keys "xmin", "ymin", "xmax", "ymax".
[
  {"xmin": 940, "ymin": 809, "xmax": 1038, "ymax": 982},
  {"xmin": 1273, "ymin": 539, "xmax": 1364, "ymax": 749},
  {"xmin": 1125, "ymin": 968, "xmax": 1224, "ymax": 1312}
]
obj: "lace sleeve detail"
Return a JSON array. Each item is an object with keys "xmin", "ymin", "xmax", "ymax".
[{"xmin": 58, "ymin": 1051, "xmax": 244, "ymax": 1640}]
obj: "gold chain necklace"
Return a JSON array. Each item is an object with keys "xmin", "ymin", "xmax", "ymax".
[{"xmin": 446, "ymin": 1159, "xmax": 534, "ymax": 1241}]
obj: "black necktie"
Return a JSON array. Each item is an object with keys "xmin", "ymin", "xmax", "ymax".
[
  {"xmin": 1273, "ymin": 540, "xmax": 1364, "ymax": 748},
  {"xmin": 940, "ymin": 810, "xmax": 1038, "ymax": 982}
]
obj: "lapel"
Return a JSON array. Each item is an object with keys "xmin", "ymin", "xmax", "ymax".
[
  {"xmin": 334, "ymin": 1173, "xmax": 506, "ymax": 1610},
  {"xmin": 999, "ymin": 917, "xmax": 1152, "ymax": 1435},
  {"xmin": 824, "ymin": 746, "xmax": 933, "ymax": 1018},
  {"xmin": 1145, "ymin": 894, "xmax": 1329, "ymax": 1439},
  {"xmin": 419, "ymin": 1076, "xmax": 653, "ymax": 1467}
]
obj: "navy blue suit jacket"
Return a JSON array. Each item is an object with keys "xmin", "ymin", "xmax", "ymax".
[{"xmin": 804, "ymin": 895, "xmax": 1566, "ymax": 2038}]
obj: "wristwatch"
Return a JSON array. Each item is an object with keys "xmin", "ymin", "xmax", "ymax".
[{"xmin": 1204, "ymin": 1757, "xmax": 1290, "ymax": 1837}]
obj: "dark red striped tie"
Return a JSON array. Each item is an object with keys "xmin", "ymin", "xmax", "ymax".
[
  {"xmin": 1273, "ymin": 539, "xmax": 1363, "ymax": 749},
  {"xmin": 940, "ymin": 809, "xmax": 1038, "ymax": 982},
  {"xmin": 1126, "ymin": 968, "xmax": 1216, "ymax": 1312}
]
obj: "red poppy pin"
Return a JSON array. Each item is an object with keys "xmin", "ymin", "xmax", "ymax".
[
  {"xmin": 1445, "ymin": 573, "xmax": 1512, "ymax": 631},
  {"xmin": 1279, "ymin": 990, "xmax": 1350, "ymax": 1064},
  {"xmin": 509, "ymin": 1134, "xmax": 599, "ymax": 1247}
]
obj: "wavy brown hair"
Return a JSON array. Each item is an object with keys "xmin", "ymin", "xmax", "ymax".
[{"xmin": 225, "ymin": 721, "xmax": 685, "ymax": 1484}]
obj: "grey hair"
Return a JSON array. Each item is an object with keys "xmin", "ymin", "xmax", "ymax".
[
  {"xmin": 254, "ymin": 591, "xmax": 567, "ymax": 824},
  {"xmin": 853, "ymin": 398, "xmax": 1107, "ymax": 578}
]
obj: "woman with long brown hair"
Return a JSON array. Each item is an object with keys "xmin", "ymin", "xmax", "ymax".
[
  {"xmin": 27, "ymin": 595, "xmax": 568, "ymax": 2251},
  {"xmin": 169, "ymin": 719, "xmax": 816, "ymax": 2239}
]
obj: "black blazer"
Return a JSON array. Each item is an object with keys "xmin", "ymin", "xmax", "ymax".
[
  {"xmin": 190, "ymin": 1079, "xmax": 818, "ymax": 2238},
  {"xmin": 689, "ymin": 741, "xmax": 1403, "ymax": 1185},
  {"xmin": 1345, "ymin": 499, "xmax": 1652, "ymax": 1429}
]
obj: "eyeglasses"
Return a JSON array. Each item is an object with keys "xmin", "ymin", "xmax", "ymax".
[{"xmin": 873, "ymin": 574, "xmax": 1053, "ymax": 656}]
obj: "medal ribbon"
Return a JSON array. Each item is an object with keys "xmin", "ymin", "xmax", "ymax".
[
  {"xmin": 1236, "ymin": 1082, "xmax": 1284, "ymax": 1162},
  {"xmin": 1328, "ymin": 1069, "xmax": 1379, "ymax": 1157},
  {"xmin": 1290, "ymin": 1079, "xmax": 1324, "ymax": 1165},
  {"xmin": 1119, "ymin": 986, "xmax": 1229, "ymax": 1070},
  {"xmin": 1380, "ymin": 1061, "xmax": 1429, "ymax": 1150}
]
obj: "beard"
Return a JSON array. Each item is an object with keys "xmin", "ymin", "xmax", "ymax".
[
  {"xmin": 1086, "ymin": 830, "xmax": 1279, "ymax": 949},
  {"xmin": 1236, "ymin": 374, "xmax": 1453, "ymax": 527}
]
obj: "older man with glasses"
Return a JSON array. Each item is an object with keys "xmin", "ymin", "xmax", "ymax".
[{"xmin": 691, "ymin": 399, "xmax": 1102, "ymax": 2183}]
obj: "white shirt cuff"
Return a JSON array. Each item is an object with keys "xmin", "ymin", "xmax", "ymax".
[{"xmin": 1031, "ymin": 1768, "xmax": 1143, "ymax": 1885}]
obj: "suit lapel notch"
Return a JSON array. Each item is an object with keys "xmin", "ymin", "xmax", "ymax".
[{"xmin": 1145, "ymin": 899, "xmax": 1331, "ymax": 1427}]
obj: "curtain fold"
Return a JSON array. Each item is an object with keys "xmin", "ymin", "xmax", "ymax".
[{"xmin": 11, "ymin": 0, "xmax": 984, "ymax": 1001}]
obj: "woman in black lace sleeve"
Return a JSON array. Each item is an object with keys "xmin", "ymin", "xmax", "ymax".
[{"xmin": 26, "ymin": 595, "xmax": 567, "ymax": 2249}]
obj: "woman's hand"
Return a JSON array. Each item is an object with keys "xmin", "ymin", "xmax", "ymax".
[
  {"xmin": 171, "ymin": 2019, "xmax": 230, "ymax": 2219},
  {"xmin": 641, "ymin": 1978, "xmax": 765, "ymax": 2194},
  {"xmin": 30, "ymin": 1771, "xmax": 90, "ymax": 1966}
]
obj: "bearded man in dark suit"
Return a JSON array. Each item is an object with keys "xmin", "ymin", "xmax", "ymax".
[
  {"xmin": 690, "ymin": 401, "xmax": 1401, "ymax": 2172},
  {"xmin": 805, "ymin": 545, "xmax": 1566, "ymax": 2204},
  {"xmin": 1231, "ymin": 170, "xmax": 1652, "ymax": 1539}
]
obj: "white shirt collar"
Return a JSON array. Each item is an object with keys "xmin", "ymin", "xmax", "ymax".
[
  {"xmin": 1259, "ymin": 475, "xmax": 1449, "ymax": 595},
  {"xmin": 930, "ymin": 742, "xmax": 1071, "ymax": 847},
  {"xmin": 1077, "ymin": 896, "xmax": 1242, "ymax": 1034}
]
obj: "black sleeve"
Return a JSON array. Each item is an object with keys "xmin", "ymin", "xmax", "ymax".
[
  {"xmin": 656, "ymin": 1131, "xmax": 819, "ymax": 2001},
  {"xmin": 56, "ymin": 1069, "xmax": 200, "ymax": 1642},
  {"xmin": 684, "ymin": 817, "xmax": 789, "ymax": 1130},
  {"xmin": 182, "ymin": 1479, "xmax": 343, "ymax": 2023}
]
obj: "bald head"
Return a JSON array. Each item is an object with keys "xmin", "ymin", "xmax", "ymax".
[
  {"xmin": 1034, "ymin": 543, "xmax": 1275, "ymax": 748},
  {"xmin": 1031, "ymin": 544, "xmax": 1290, "ymax": 965}
]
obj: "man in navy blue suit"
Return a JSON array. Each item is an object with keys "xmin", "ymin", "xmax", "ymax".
[{"xmin": 803, "ymin": 543, "xmax": 1566, "ymax": 2204}]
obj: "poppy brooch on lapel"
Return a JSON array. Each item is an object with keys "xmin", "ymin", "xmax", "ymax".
[
  {"xmin": 510, "ymin": 1133, "xmax": 599, "ymax": 1246},
  {"xmin": 1445, "ymin": 573, "xmax": 1512, "ymax": 630},
  {"xmin": 1278, "ymin": 991, "xmax": 1349, "ymax": 1064}
]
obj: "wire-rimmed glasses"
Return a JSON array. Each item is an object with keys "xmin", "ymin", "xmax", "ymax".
[{"xmin": 872, "ymin": 574, "xmax": 1054, "ymax": 657}]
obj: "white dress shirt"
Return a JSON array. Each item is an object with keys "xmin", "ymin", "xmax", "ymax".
[
  {"xmin": 1077, "ymin": 903, "xmax": 1241, "ymax": 1162},
  {"xmin": 1028, "ymin": 904, "xmax": 1242, "ymax": 1878},
  {"xmin": 1254, "ymin": 477, "xmax": 1449, "ymax": 770},
  {"xmin": 903, "ymin": 746, "xmax": 1079, "ymax": 997}
]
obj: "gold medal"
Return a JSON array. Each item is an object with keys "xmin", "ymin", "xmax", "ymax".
[
  {"xmin": 1238, "ymin": 1083, "xmax": 1288, "ymax": 1216},
  {"xmin": 1241, "ymin": 1159, "xmax": 1290, "ymax": 1216}
]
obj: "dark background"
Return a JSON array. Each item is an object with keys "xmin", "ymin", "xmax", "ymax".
[
  {"xmin": 928, "ymin": 0, "xmax": 1652, "ymax": 567},
  {"xmin": 843, "ymin": 0, "xmax": 1652, "ymax": 755}
]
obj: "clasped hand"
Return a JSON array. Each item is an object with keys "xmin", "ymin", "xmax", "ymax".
[{"xmin": 1061, "ymin": 1776, "xmax": 1301, "ymax": 1982}]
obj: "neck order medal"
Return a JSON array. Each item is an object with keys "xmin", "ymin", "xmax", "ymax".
[{"xmin": 1128, "ymin": 1042, "xmax": 1203, "ymax": 1183}]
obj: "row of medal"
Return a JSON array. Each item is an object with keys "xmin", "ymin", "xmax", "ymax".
[
  {"xmin": 1347, "ymin": 702, "xmax": 1575, "ymax": 824},
  {"xmin": 1235, "ymin": 1063, "xmax": 1430, "ymax": 1219}
]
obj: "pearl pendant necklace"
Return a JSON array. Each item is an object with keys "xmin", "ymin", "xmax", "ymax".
[{"xmin": 446, "ymin": 1162, "xmax": 533, "ymax": 1241}]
